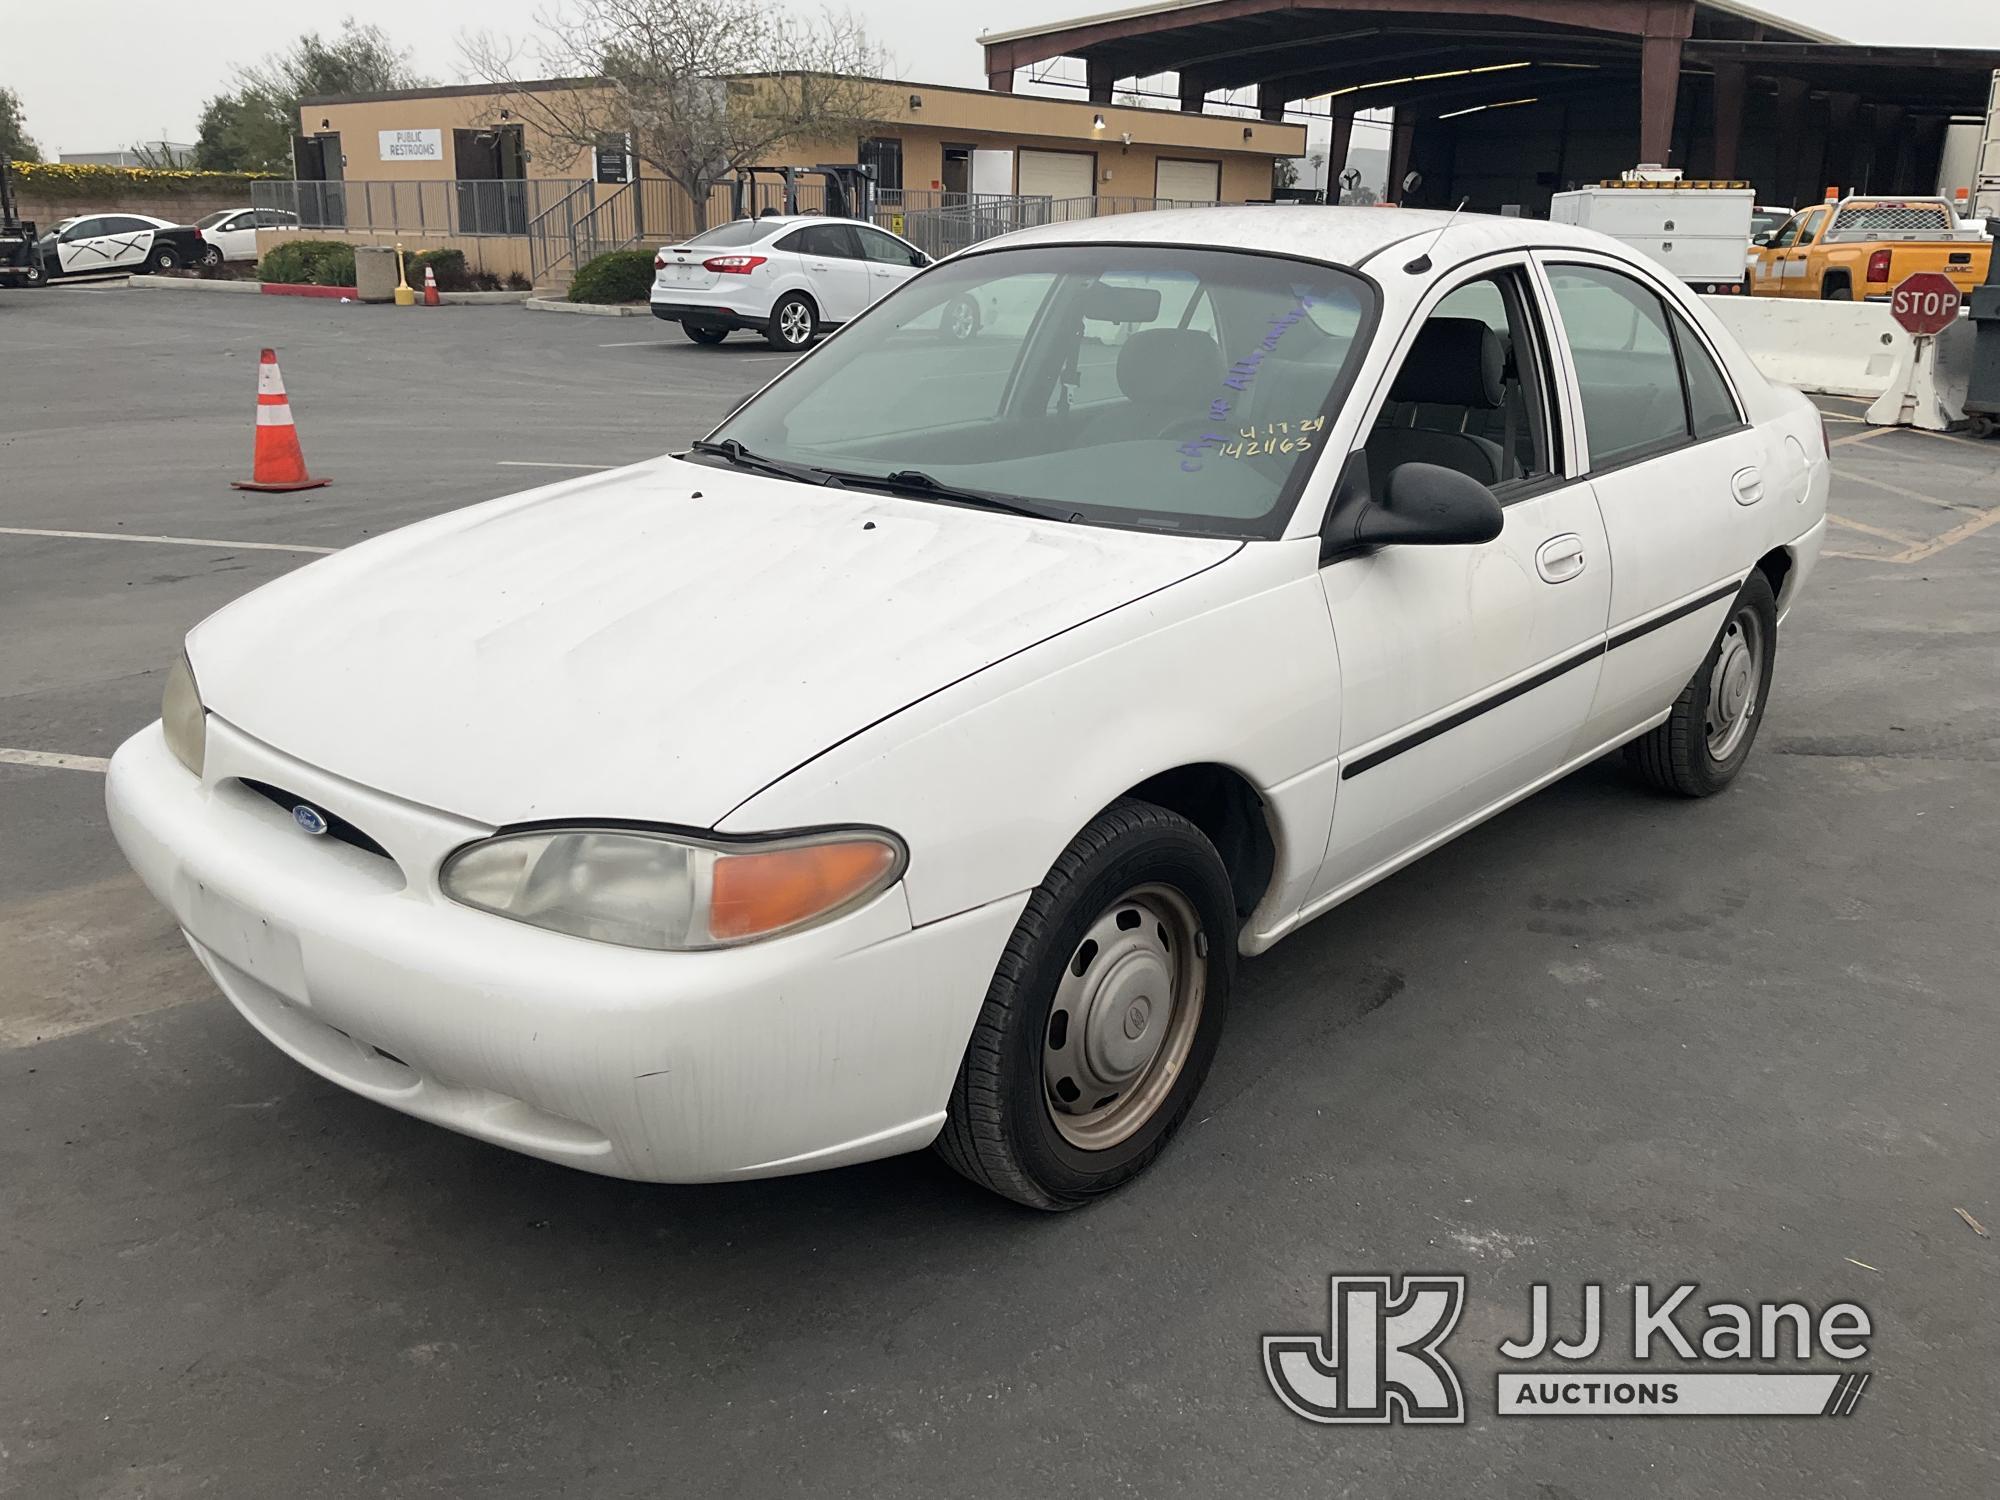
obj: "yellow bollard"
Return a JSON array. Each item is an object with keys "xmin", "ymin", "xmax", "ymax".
[{"xmin": 393, "ymin": 242, "xmax": 416, "ymax": 307}]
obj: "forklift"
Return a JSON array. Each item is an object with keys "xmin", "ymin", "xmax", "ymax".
[
  {"xmin": 0, "ymin": 155, "xmax": 47, "ymax": 288},
  {"xmin": 729, "ymin": 164, "xmax": 876, "ymax": 223}
]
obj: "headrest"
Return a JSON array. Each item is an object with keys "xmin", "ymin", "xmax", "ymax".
[
  {"xmin": 1116, "ymin": 327, "xmax": 1224, "ymax": 406},
  {"xmin": 1389, "ymin": 317, "xmax": 1506, "ymax": 409}
]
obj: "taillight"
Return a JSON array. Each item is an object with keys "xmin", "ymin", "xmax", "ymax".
[
  {"xmin": 703, "ymin": 255, "xmax": 766, "ymax": 275},
  {"xmin": 653, "ymin": 254, "xmax": 666, "ymax": 269},
  {"xmin": 1867, "ymin": 249, "xmax": 1892, "ymax": 284}
]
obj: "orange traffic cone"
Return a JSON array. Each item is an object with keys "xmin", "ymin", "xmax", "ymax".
[
  {"xmin": 231, "ymin": 349, "xmax": 330, "ymax": 493},
  {"xmin": 422, "ymin": 266, "xmax": 440, "ymax": 307}
]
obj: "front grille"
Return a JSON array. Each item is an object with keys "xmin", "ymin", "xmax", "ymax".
[{"xmin": 238, "ymin": 778, "xmax": 393, "ymax": 861}]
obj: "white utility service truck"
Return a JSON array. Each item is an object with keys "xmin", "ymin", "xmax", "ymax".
[{"xmin": 1550, "ymin": 166, "xmax": 1755, "ymax": 296}]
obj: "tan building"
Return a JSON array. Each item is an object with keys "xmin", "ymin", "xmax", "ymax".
[{"xmin": 268, "ymin": 76, "xmax": 1304, "ymax": 285}]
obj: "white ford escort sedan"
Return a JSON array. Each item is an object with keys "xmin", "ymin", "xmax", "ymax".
[{"xmin": 108, "ymin": 208, "xmax": 1829, "ymax": 1209}]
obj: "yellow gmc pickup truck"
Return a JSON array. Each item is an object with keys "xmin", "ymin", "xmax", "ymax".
[{"xmin": 1747, "ymin": 196, "xmax": 1992, "ymax": 300}]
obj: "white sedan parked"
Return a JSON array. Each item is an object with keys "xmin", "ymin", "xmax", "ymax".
[
  {"xmin": 649, "ymin": 214, "xmax": 931, "ymax": 348},
  {"xmin": 108, "ymin": 208, "xmax": 1828, "ymax": 1209},
  {"xmin": 193, "ymin": 207, "xmax": 301, "ymax": 262}
]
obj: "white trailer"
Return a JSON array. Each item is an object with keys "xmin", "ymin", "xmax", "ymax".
[
  {"xmin": 1551, "ymin": 166, "xmax": 1755, "ymax": 295},
  {"xmin": 1975, "ymin": 69, "xmax": 2000, "ymax": 222}
]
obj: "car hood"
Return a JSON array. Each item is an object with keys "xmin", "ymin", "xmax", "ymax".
[{"xmin": 190, "ymin": 459, "xmax": 1238, "ymax": 828}]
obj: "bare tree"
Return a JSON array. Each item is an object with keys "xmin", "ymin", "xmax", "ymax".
[{"xmin": 463, "ymin": 0, "xmax": 890, "ymax": 231}]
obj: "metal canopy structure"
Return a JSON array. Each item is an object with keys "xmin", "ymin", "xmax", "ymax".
[{"xmin": 981, "ymin": 1, "xmax": 2000, "ymax": 210}]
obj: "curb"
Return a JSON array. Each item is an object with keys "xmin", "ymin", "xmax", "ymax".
[
  {"xmin": 524, "ymin": 297, "xmax": 650, "ymax": 317},
  {"xmin": 440, "ymin": 290, "xmax": 534, "ymax": 305},
  {"xmin": 129, "ymin": 274, "xmax": 261, "ymax": 294}
]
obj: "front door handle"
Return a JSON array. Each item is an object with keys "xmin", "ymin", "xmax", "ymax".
[
  {"xmin": 1535, "ymin": 533, "xmax": 1588, "ymax": 584},
  {"xmin": 1731, "ymin": 467, "xmax": 1765, "ymax": 506}
]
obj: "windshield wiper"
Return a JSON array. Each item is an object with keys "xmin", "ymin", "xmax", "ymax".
[
  {"xmin": 687, "ymin": 438, "xmax": 834, "ymax": 486},
  {"xmin": 816, "ymin": 467, "xmax": 1063, "ymax": 521}
]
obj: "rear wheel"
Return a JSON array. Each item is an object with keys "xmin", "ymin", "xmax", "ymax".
[
  {"xmin": 198, "ymin": 244, "xmax": 224, "ymax": 268},
  {"xmin": 1625, "ymin": 570, "xmax": 1779, "ymax": 797},
  {"xmin": 765, "ymin": 293, "xmax": 816, "ymax": 351},
  {"xmin": 1822, "ymin": 277, "xmax": 1853, "ymax": 302},
  {"xmin": 682, "ymin": 323, "xmax": 728, "ymax": 346},
  {"xmin": 147, "ymin": 245, "xmax": 182, "ymax": 273},
  {"xmin": 943, "ymin": 294, "xmax": 981, "ymax": 341},
  {"xmin": 934, "ymin": 799, "xmax": 1235, "ymax": 1210}
]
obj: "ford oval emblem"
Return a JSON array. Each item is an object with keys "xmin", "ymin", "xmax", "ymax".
[{"xmin": 292, "ymin": 804, "xmax": 329, "ymax": 837}]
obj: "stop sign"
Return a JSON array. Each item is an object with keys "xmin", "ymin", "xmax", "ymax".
[{"xmin": 1890, "ymin": 272, "xmax": 1963, "ymax": 338}]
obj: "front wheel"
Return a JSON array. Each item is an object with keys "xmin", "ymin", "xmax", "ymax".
[
  {"xmin": 1625, "ymin": 570, "xmax": 1779, "ymax": 797},
  {"xmin": 765, "ymin": 293, "xmax": 816, "ymax": 351},
  {"xmin": 18, "ymin": 259, "xmax": 47, "ymax": 288},
  {"xmin": 934, "ymin": 799, "xmax": 1236, "ymax": 1210}
]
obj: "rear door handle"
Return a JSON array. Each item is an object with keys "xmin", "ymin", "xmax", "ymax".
[
  {"xmin": 1536, "ymin": 534, "xmax": 1588, "ymax": 584},
  {"xmin": 1732, "ymin": 467, "xmax": 1765, "ymax": 506}
]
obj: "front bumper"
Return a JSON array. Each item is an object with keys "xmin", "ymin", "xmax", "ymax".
[{"xmin": 105, "ymin": 718, "xmax": 1025, "ymax": 1182}]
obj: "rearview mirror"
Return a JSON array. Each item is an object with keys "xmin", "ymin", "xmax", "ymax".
[
  {"xmin": 1322, "ymin": 457, "xmax": 1503, "ymax": 561},
  {"xmin": 1080, "ymin": 282, "xmax": 1162, "ymax": 323}
]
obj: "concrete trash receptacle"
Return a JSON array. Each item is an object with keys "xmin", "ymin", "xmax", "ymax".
[{"xmin": 353, "ymin": 245, "xmax": 399, "ymax": 304}]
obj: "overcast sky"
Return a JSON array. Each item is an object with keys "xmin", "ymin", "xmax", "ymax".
[{"xmin": 8, "ymin": 0, "xmax": 1998, "ymax": 156}]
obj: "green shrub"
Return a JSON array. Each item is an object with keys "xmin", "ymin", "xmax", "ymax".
[
  {"xmin": 257, "ymin": 239, "xmax": 356, "ymax": 287},
  {"xmin": 569, "ymin": 249, "xmax": 654, "ymax": 304},
  {"xmin": 404, "ymin": 247, "xmax": 470, "ymax": 292}
]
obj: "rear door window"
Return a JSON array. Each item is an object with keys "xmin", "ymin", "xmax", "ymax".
[{"xmin": 1544, "ymin": 264, "xmax": 1693, "ymax": 470}]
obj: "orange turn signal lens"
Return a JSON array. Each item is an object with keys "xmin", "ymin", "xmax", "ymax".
[{"xmin": 708, "ymin": 838, "xmax": 902, "ymax": 941}]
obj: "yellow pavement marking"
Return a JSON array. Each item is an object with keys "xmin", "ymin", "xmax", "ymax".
[
  {"xmin": 1831, "ymin": 427, "xmax": 1893, "ymax": 448},
  {"xmin": 0, "ymin": 749, "xmax": 111, "ymax": 773},
  {"xmin": 0, "ymin": 526, "xmax": 335, "ymax": 556},
  {"xmin": 1833, "ymin": 468, "xmax": 1977, "ymax": 512},
  {"xmin": 1893, "ymin": 504, "xmax": 2000, "ymax": 564},
  {"xmin": 1828, "ymin": 514, "xmax": 1925, "ymax": 547},
  {"xmin": 1903, "ymin": 426, "xmax": 1997, "ymax": 451}
]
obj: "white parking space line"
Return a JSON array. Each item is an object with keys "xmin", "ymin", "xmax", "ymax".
[
  {"xmin": 496, "ymin": 460, "xmax": 618, "ymax": 471},
  {"xmin": 0, "ymin": 526, "xmax": 336, "ymax": 555},
  {"xmin": 0, "ymin": 749, "xmax": 111, "ymax": 773}
]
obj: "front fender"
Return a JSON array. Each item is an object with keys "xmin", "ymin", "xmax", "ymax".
[{"xmin": 719, "ymin": 540, "xmax": 1343, "ymax": 938}]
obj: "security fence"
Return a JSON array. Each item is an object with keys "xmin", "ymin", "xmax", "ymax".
[
  {"xmin": 251, "ymin": 176, "xmax": 1233, "ymax": 283},
  {"xmin": 251, "ymin": 179, "xmax": 591, "ymax": 239}
]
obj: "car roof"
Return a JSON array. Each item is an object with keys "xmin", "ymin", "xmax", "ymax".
[{"xmin": 966, "ymin": 204, "xmax": 1629, "ymax": 271}]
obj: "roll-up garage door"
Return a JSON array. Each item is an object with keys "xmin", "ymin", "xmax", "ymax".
[
  {"xmin": 1155, "ymin": 159, "xmax": 1221, "ymax": 202},
  {"xmin": 1018, "ymin": 149, "xmax": 1096, "ymax": 202}
]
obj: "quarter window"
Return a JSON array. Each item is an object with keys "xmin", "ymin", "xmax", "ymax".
[
  {"xmin": 1673, "ymin": 318, "xmax": 1742, "ymax": 439},
  {"xmin": 1545, "ymin": 265, "xmax": 1692, "ymax": 469}
]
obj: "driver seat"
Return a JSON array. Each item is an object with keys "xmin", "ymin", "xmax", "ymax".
[{"xmin": 1364, "ymin": 317, "xmax": 1507, "ymax": 493}]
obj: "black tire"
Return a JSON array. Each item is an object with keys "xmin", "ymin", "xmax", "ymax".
[
  {"xmin": 765, "ymin": 292, "xmax": 817, "ymax": 351},
  {"xmin": 147, "ymin": 245, "xmax": 182, "ymax": 273},
  {"xmin": 1625, "ymin": 570, "xmax": 1779, "ymax": 797},
  {"xmin": 19, "ymin": 258, "xmax": 46, "ymax": 288},
  {"xmin": 682, "ymin": 323, "xmax": 728, "ymax": 345},
  {"xmin": 198, "ymin": 244, "xmax": 224, "ymax": 268},
  {"xmin": 1822, "ymin": 278, "xmax": 1853, "ymax": 302},
  {"xmin": 943, "ymin": 294, "xmax": 981, "ymax": 341},
  {"xmin": 934, "ymin": 799, "xmax": 1236, "ymax": 1210}
]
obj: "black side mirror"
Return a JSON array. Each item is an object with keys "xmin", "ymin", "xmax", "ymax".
[{"xmin": 1321, "ymin": 455, "xmax": 1503, "ymax": 562}]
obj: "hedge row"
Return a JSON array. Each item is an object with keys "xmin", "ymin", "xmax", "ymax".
[
  {"xmin": 257, "ymin": 239, "xmax": 356, "ymax": 287},
  {"xmin": 569, "ymin": 249, "xmax": 655, "ymax": 304},
  {"xmin": 14, "ymin": 162, "xmax": 281, "ymax": 202}
]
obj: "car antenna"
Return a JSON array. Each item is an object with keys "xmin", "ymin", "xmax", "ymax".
[{"xmin": 1404, "ymin": 199, "xmax": 1470, "ymax": 275}]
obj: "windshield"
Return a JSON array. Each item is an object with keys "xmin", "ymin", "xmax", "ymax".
[
  {"xmin": 677, "ymin": 219, "xmax": 773, "ymax": 249},
  {"xmin": 703, "ymin": 243, "xmax": 1376, "ymax": 538},
  {"xmin": 195, "ymin": 210, "xmax": 234, "ymax": 230}
]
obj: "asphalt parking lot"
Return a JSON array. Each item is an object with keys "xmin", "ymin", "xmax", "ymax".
[{"xmin": 3, "ymin": 287, "xmax": 1996, "ymax": 1498}]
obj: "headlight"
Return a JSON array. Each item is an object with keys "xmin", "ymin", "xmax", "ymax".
[
  {"xmin": 439, "ymin": 826, "xmax": 906, "ymax": 951},
  {"xmin": 162, "ymin": 652, "xmax": 207, "ymax": 777}
]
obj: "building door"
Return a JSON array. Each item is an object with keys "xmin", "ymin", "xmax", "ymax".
[
  {"xmin": 453, "ymin": 127, "xmax": 525, "ymax": 234},
  {"xmin": 1018, "ymin": 148, "xmax": 1095, "ymax": 205},
  {"xmin": 1155, "ymin": 158, "xmax": 1221, "ymax": 202},
  {"xmin": 941, "ymin": 145, "xmax": 973, "ymax": 203},
  {"xmin": 292, "ymin": 133, "xmax": 344, "ymax": 227}
]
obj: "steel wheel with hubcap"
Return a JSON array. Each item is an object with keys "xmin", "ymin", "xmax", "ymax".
[
  {"xmin": 150, "ymin": 247, "xmax": 182, "ymax": 272},
  {"xmin": 936, "ymin": 799, "xmax": 1235, "ymax": 1210},
  {"xmin": 766, "ymin": 294, "xmax": 816, "ymax": 350},
  {"xmin": 1626, "ymin": 569, "xmax": 1779, "ymax": 796}
]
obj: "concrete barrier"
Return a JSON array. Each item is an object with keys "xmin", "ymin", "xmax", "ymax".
[{"xmin": 1702, "ymin": 296, "xmax": 1908, "ymax": 398}]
